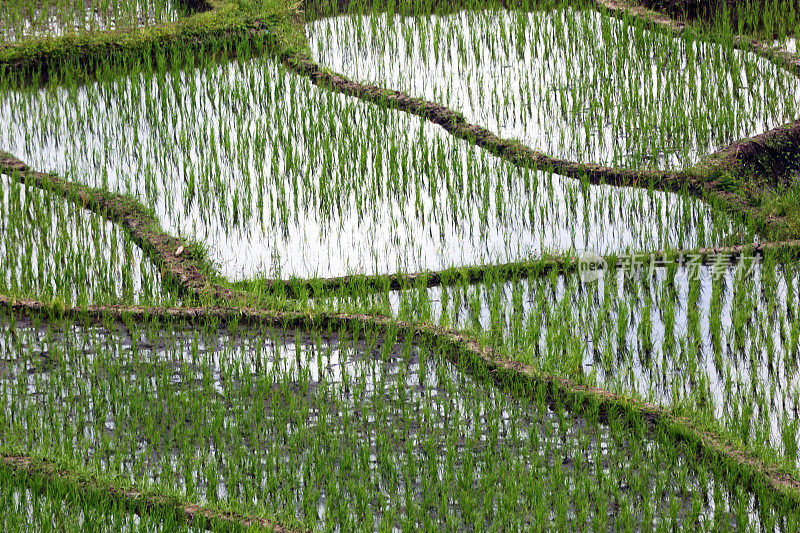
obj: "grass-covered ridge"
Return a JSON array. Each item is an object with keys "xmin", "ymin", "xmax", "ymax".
[
  {"xmin": 5, "ymin": 293, "xmax": 800, "ymax": 527},
  {"xmin": 0, "ymin": 0, "xmax": 305, "ymax": 76},
  {"xmin": 4, "ymin": 0, "xmax": 800, "ymax": 243},
  {"xmin": 4, "ymin": 0, "xmax": 800, "ymax": 529}
]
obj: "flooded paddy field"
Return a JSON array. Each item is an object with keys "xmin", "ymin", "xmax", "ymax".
[
  {"xmin": 0, "ymin": 172, "xmax": 166, "ymax": 306},
  {"xmin": 1, "ymin": 57, "xmax": 743, "ymax": 281},
  {"xmin": 324, "ymin": 256, "xmax": 800, "ymax": 473},
  {"xmin": 0, "ymin": 314, "xmax": 792, "ymax": 530},
  {"xmin": 2, "ymin": 0, "xmax": 800, "ymax": 529},
  {"xmin": 0, "ymin": 0, "xmax": 192, "ymax": 43},
  {"xmin": 0, "ymin": 468, "xmax": 198, "ymax": 532},
  {"xmin": 308, "ymin": 8, "xmax": 800, "ymax": 169}
]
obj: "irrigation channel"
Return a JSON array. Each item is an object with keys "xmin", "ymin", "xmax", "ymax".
[{"xmin": 3, "ymin": 0, "xmax": 800, "ymax": 530}]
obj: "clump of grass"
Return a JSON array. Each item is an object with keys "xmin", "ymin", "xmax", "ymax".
[{"xmin": 754, "ymin": 179, "xmax": 800, "ymax": 237}]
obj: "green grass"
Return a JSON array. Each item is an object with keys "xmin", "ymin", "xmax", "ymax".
[
  {"xmin": 2, "ymin": 312, "xmax": 795, "ymax": 530},
  {"xmin": 0, "ymin": 0, "xmax": 305, "ymax": 79},
  {"xmin": 2, "ymin": 0, "xmax": 800, "ymax": 529},
  {"xmin": 0, "ymin": 171, "xmax": 168, "ymax": 306}
]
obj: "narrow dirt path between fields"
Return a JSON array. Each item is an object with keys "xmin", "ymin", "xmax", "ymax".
[
  {"xmin": 0, "ymin": 153, "xmax": 236, "ymax": 301},
  {"xmin": 236, "ymin": 240, "xmax": 800, "ymax": 295},
  {"xmin": 11, "ymin": 151, "xmax": 800, "ymax": 300},
  {"xmin": 597, "ymin": 0, "xmax": 800, "ymax": 76},
  {"xmin": 279, "ymin": 52, "xmax": 800, "ymax": 234}
]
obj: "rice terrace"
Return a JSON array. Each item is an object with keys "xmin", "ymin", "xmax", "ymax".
[{"xmin": 5, "ymin": 0, "xmax": 800, "ymax": 530}]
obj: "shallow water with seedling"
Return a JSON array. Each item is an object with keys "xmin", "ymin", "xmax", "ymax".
[{"xmin": 2, "ymin": 0, "xmax": 800, "ymax": 530}]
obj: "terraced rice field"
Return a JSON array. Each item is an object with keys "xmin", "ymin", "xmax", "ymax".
[
  {"xmin": 308, "ymin": 8, "xmax": 799, "ymax": 169},
  {"xmin": 0, "ymin": 0, "xmax": 190, "ymax": 42},
  {"xmin": 0, "ymin": 56, "xmax": 743, "ymax": 278},
  {"xmin": 2, "ymin": 0, "xmax": 800, "ymax": 530}
]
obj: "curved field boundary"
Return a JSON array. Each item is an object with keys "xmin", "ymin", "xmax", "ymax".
[
  {"xmin": 3, "ymin": 0, "xmax": 800, "ymax": 520},
  {"xmin": 595, "ymin": 0, "xmax": 800, "ymax": 187},
  {"xmin": 306, "ymin": 0, "xmax": 800, "ymax": 76},
  {"xmin": 8, "ymin": 149, "xmax": 800, "ymax": 300},
  {"xmin": 596, "ymin": 0, "xmax": 800, "ymax": 76},
  {"xmin": 0, "ymin": 1, "xmax": 309, "ymax": 89},
  {"xmin": 0, "ymin": 153, "xmax": 236, "ymax": 302},
  {"xmin": 2, "ymin": 0, "xmax": 795, "ymax": 231},
  {"xmin": 4, "ymin": 154, "xmax": 800, "ymax": 511},
  {"xmin": 2, "ymin": 292, "xmax": 800, "ymax": 510},
  {"xmin": 276, "ymin": 55, "xmax": 787, "ymax": 235},
  {"xmin": 235, "ymin": 240, "xmax": 800, "ymax": 296},
  {"xmin": 292, "ymin": 0, "xmax": 800, "ymax": 235},
  {"xmin": 0, "ymin": 0, "xmax": 229, "ymax": 74},
  {"xmin": 2, "ymin": 0, "xmax": 798, "ymax": 222},
  {"xmin": 0, "ymin": 455, "xmax": 303, "ymax": 532},
  {"xmin": 699, "ymin": 117, "xmax": 800, "ymax": 188},
  {"xmin": 10, "ymin": 150, "xmax": 800, "ymax": 301},
  {"xmin": 282, "ymin": 55, "xmax": 697, "ymax": 193}
]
